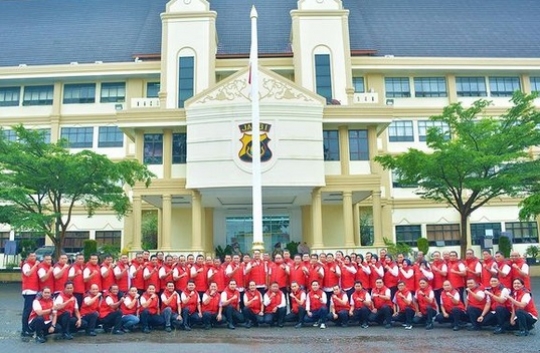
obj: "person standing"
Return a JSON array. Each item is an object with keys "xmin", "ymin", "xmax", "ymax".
[
  {"xmin": 83, "ymin": 254, "xmax": 102, "ymax": 292},
  {"xmin": 53, "ymin": 255, "xmax": 70, "ymax": 296},
  {"xmin": 447, "ymin": 251, "xmax": 466, "ymax": 300},
  {"xmin": 191, "ymin": 255, "xmax": 209, "ymax": 298},
  {"xmin": 129, "ymin": 252, "xmax": 146, "ymax": 296},
  {"xmin": 68, "ymin": 254, "xmax": 86, "ymax": 307},
  {"xmin": 245, "ymin": 250, "xmax": 268, "ymax": 296},
  {"xmin": 100, "ymin": 255, "xmax": 115, "ymax": 294},
  {"xmin": 322, "ymin": 254, "xmax": 341, "ymax": 307},
  {"xmin": 173, "ymin": 256, "xmax": 190, "ymax": 294},
  {"xmin": 430, "ymin": 251, "xmax": 448, "ymax": 306},
  {"xmin": 21, "ymin": 252, "xmax": 40, "ymax": 337},
  {"xmin": 494, "ymin": 251, "xmax": 512, "ymax": 289},
  {"xmin": 143, "ymin": 255, "xmax": 160, "ymax": 292},
  {"xmin": 340, "ymin": 256, "xmax": 357, "ymax": 298},
  {"xmin": 114, "ymin": 255, "xmax": 130, "ymax": 296},
  {"xmin": 510, "ymin": 251, "xmax": 531, "ymax": 291},
  {"xmin": 38, "ymin": 255, "xmax": 54, "ymax": 292},
  {"xmin": 159, "ymin": 255, "xmax": 175, "ymax": 295},
  {"xmin": 481, "ymin": 250, "xmax": 497, "ymax": 289}
]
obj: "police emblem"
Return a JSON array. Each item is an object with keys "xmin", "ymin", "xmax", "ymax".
[{"xmin": 238, "ymin": 123, "xmax": 272, "ymax": 163}]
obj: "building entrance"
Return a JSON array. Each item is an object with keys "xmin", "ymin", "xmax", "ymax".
[{"xmin": 225, "ymin": 215, "xmax": 290, "ymax": 254}]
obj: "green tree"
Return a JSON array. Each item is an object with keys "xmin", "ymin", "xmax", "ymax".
[
  {"xmin": 375, "ymin": 92, "xmax": 540, "ymax": 257},
  {"xmin": 0, "ymin": 125, "xmax": 154, "ymax": 259},
  {"xmin": 141, "ymin": 210, "xmax": 158, "ymax": 250}
]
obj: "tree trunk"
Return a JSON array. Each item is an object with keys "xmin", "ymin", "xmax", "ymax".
[{"xmin": 459, "ymin": 212, "xmax": 469, "ymax": 258}]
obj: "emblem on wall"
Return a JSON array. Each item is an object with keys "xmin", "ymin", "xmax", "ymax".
[{"xmin": 238, "ymin": 123, "xmax": 272, "ymax": 163}]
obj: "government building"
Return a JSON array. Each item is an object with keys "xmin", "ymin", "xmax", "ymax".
[{"xmin": 1, "ymin": 0, "xmax": 539, "ymax": 262}]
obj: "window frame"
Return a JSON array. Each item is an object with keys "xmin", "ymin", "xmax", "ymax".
[
  {"xmin": 0, "ymin": 232, "xmax": 10, "ymax": 253},
  {"xmin": 530, "ymin": 77, "xmax": 540, "ymax": 93},
  {"xmin": 63, "ymin": 83, "xmax": 96, "ymax": 104},
  {"xmin": 23, "ymin": 85, "xmax": 54, "ymax": 106},
  {"xmin": 470, "ymin": 222, "xmax": 502, "ymax": 246},
  {"xmin": 414, "ymin": 77, "xmax": 447, "ymax": 97},
  {"xmin": 98, "ymin": 126, "xmax": 124, "ymax": 148},
  {"xmin": 385, "ymin": 77, "xmax": 411, "ymax": 98},
  {"xmin": 352, "ymin": 77, "xmax": 365, "ymax": 93},
  {"xmin": 143, "ymin": 133, "xmax": 164, "ymax": 165},
  {"xmin": 315, "ymin": 54, "xmax": 333, "ymax": 103},
  {"xmin": 395, "ymin": 225, "xmax": 422, "ymax": 246},
  {"xmin": 348, "ymin": 129, "xmax": 369, "ymax": 161},
  {"xmin": 388, "ymin": 120, "xmax": 414, "ymax": 142},
  {"xmin": 60, "ymin": 127, "xmax": 94, "ymax": 149},
  {"xmin": 0, "ymin": 86, "xmax": 21, "ymax": 107},
  {"xmin": 456, "ymin": 76, "xmax": 487, "ymax": 97},
  {"xmin": 426, "ymin": 224, "xmax": 461, "ymax": 246},
  {"xmin": 488, "ymin": 77, "xmax": 521, "ymax": 97},
  {"xmin": 147, "ymin": 82, "xmax": 160, "ymax": 98},
  {"xmin": 417, "ymin": 120, "xmax": 450, "ymax": 142},
  {"xmin": 100, "ymin": 82, "xmax": 126, "ymax": 103},
  {"xmin": 63, "ymin": 231, "xmax": 90, "ymax": 253},
  {"xmin": 504, "ymin": 221, "xmax": 539, "ymax": 244},
  {"xmin": 178, "ymin": 57, "xmax": 194, "ymax": 108},
  {"xmin": 172, "ymin": 132, "xmax": 187, "ymax": 164},
  {"xmin": 323, "ymin": 130, "xmax": 340, "ymax": 161},
  {"xmin": 95, "ymin": 231, "xmax": 121, "ymax": 247}
]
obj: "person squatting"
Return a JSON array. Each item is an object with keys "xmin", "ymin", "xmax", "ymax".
[{"xmin": 20, "ymin": 248, "xmax": 537, "ymax": 343}]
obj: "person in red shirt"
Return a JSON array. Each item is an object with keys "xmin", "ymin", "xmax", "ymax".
[
  {"xmin": 322, "ymin": 253, "xmax": 341, "ymax": 307},
  {"xmin": 143, "ymin": 255, "xmax": 160, "ymax": 292},
  {"xmin": 285, "ymin": 281, "xmax": 307, "ymax": 328},
  {"xmin": 349, "ymin": 281, "xmax": 372, "ymax": 329},
  {"xmin": 220, "ymin": 280, "xmax": 244, "ymax": 329},
  {"xmin": 269, "ymin": 254, "xmax": 290, "ymax": 297},
  {"xmin": 447, "ymin": 251, "xmax": 467, "ymax": 300},
  {"xmin": 83, "ymin": 254, "xmax": 102, "ymax": 292},
  {"xmin": 68, "ymin": 254, "xmax": 86, "ymax": 308},
  {"xmin": 37, "ymin": 255, "xmax": 54, "ymax": 292},
  {"xmin": 54, "ymin": 281, "xmax": 81, "ymax": 340},
  {"xmin": 398, "ymin": 259, "xmax": 416, "ymax": 292},
  {"xmin": 483, "ymin": 276, "xmax": 511, "ymax": 334},
  {"xmin": 208, "ymin": 258, "xmax": 227, "ymax": 293},
  {"xmin": 262, "ymin": 282, "xmax": 286, "ymax": 327},
  {"xmin": 464, "ymin": 278, "xmax": 489, "ymax": 331},
  {"xmin": 507, "ymin": 278, "xmax": 538, "ymax": 337},
  {"xmin": 464, "ymin": 249, "xmax": 482, "ymax": 284},
  {"xmin": 494, "ymin": 251, "xmax": 512, "ymax": 289},
  {"xmin": 368, "ymin": 255, "xmax": 384, "ymax": 291},
  {"xmin": 114, "ymin": 255, "xmax": 130, "ymax": 296},
  {"xmin": 481, "ymin": 250, "xmax": 498, "ymax": 288},
  {"xmin": 181, "ymin": 280, "xmax": 202, "ymax": 331},
  {"xmin": 304, "ymin": 280, "xmax": 329, "ymax": 329},
  {"xmin": 53, "ymin": 255, "xmax": 70, "ymax": 295},
  {"xmin": 100, "ymin": 255, "xmax": 115, "ymax": 294},
  {"xmin": 340, "ymin": 256, "xmax": 357, "ymax": 298},
  {"xmin": 79, "ymin": 284, "xmax": 101, "ymax": 336},
  {"xmin": 201, "ymin": 282, "xmax": 223, "ymax": 329},
  {"xmin": 191, "ymin": 255, "xmax": 209, "ymax": 298},
  {"xmin": 354, "ymin": 254, "xmax": 371, "ymax": 292},
  {"xmin": 289, "ymin": 254, "xmax": 309, "ymax": 291},
  {"xmin": 392, "ymin": 281, "xmax": 415, "ymax": 329},
  {"xmin": 120, "ymin": 286, "xmax": 140, "ymax": 332},
  {"xmin": 242, "ymin": 280, "xmax": 264, "ymax": 328},
  {"xmin": 412, "ymin": 278, "xmax": 438, "ymax": 330},
  {"xmin": 21, "ymin": 252, "xmax": 40, "ymax": 337},
  {"xmin": 510, "ymin": 251, "xmax": 531, "ymax": 291},
  {"xmin": 161, "ymin": 281, "xmax": 183, "ymax": 332},
  {"xmin": 435, "ymin": 280, "xmax": 467, "ymax": 331},
  {"xmin": 140, "ymin": 284, "xmax": 165, "ymax": 333},
  {"xmin": 28, "ymin": 287, "xmax": 60, "ymax": 343},
  {"xmin": 173, "ymin": 255, "xmax": 190, "ymax": 294},
  {"xmin": 98, "ymin": 284, "xmax": 125, "ymax": 335},
  {"xmin": 159, "ymin": 255, "xmax": 175, "ymax": 294},
  {"xmin": 245, "ymin": 250, "xmax": 268, "ymax": 295},
  {"xmin": 368, "ymin": 278, "xmax": 393, "ymax": 329},
  {"xmin": 129, "ymin": 252, "xmax": 146, "ymax": 296},
  {"xmin": 328, "ymin": 285, "xmax": 350, "ymax": 327}
]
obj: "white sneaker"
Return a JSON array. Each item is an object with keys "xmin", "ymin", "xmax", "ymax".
[
  {"xmin": 405, "ymin": 325, "xmax": 412, "ymax": 330},
  {"xmin": 313, "ymin": 322, "xmax": 319, "ymax": 327},
  {"xmin": 320, "ymin": 323, "xmax": 326, "ymax": 329}
]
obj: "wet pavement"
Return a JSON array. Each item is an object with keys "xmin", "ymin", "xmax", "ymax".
[{"xmin": 1, "ymin": 280, "xmax": 539, "ymax": 353}]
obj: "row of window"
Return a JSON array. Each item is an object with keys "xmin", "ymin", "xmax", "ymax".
[
  {"xmin": 323, "ymin": 129, "xmax": 369, "ymax": 161},
  {"xmin": 0, "ymin": 231, "xmax": 121, "ymax": 253},
  {"xmin": 395, "ymin": 222, "xmax": 539, "ymax": 247},
  {"xmin": 353, "ymin": 76, "xmax": 540, "ymax": 98},
  {"xmin": 3, "ymin": 126, "xmax": 123, "ymax": 148},
  {"xmin": 144, "ymin": 133, "xmax": 187, "ymax": 165},
  {"xmin": 388, "ymin": 120, "xmax": 449, "ymax": 143}
]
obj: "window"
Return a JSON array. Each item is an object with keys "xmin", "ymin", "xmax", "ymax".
[
  {"xmin": 36, "ymin": 129, "xmax": 51, "ymax": 144},
  {"xmin": 63, "ymin": 83, "xmax": 96, "ymax": 104},
  {"xmin": 323, "ymin": 130, "xmax": 339, "ymax": 161},
  {"xmin": 456, "ymin": 77, "xmax": 487, "ymax": 97},
  {"xmin": 3, "ymin": 129, "xmax": 17, "ymax": 141},
  {"xmin": 0, "ymin": 86, "xmax": 20, "ymax": 107},
  {"xmin": 15, "ymin": 232, "xmax": 46, "ymax": 250},
  {"xmin": 226, "ymin": 215, "xmax": 290, "ymax": 254},
  {"xmin": 63, "ymin": 231, "xmax": 89, "ymax": 253},
  {"xmin": 391, "ymin": 170, "xmax": 417, "ymax": 188},
  {"xmin": 470, "ymin": 223, "xmax": 501, "ymax": 246},
  {"xmin": 531, "ymin": 77, "xmax": 540, "ymax": 93},
  {"xmin": 504, "ymin": 222, "xmax": 539, "ymax": 244},
  {"xmin": 414, "ymin": 77, "xmax": 447, "ymax": 97},
  {"xmin": 388, "ymin": 121, "xmax": 414, "ymax": 142},
  {"xmin": 144, "ymin": 133, "xmax": 163, "ymax": 164},
  {"xmin": 395, "ymin": 225, "xmax": 422, "ymax": 246},
  {"xmin": 95, "ymin": 231, "xmax": 121, "ymax": 248},
  {"xmin": 348, "ymin": 129, "xmax": 369, "ymax": 161},
  {"xmin": 98, "ymin": 126, "xmax": 123, "ymax": 148},
  {"xmin": 61, "ymin": 127, "xmax": 94, "ymax": 148},
  {"xmin": 315, "ymin": 54, "xmax": 332, "ymax": 103},
  {"xmin": 0, "ymin": 232, "xmax": 10, "ymax": 253},
  {"xmin": 385, "ymin": 77, "xmax": 410, "ymax": 98},
  {"xmin": 178, "ymin": 57, "xmax": 194, "ymax": 108},
  {"xmin": 489, "ymin": 77, "xmax": 521, "ymax": 97},
  {"xmin": 100, "ymin": 82, "xmax": 125, "ymax": 103},
  {"xmin": 426, "ymin": 224, "xmax": 460, "ymax": 246},
  {"xmin": 147, "ymin": 82, "xmax": 160, "ymax": 98},
  {"xmin": 23, "ymin": 85, "xmax": 54, "ymax": 106},
  {"xmin": 417, "ymin": 120, "xmax": 450, "ymax": 142},
  {"xmin": 353, "ymin": 77, "xmax": 365, "ymax": 93},
  {"xmin": 172, "ymin": 133, "xmax": 187, "ymax": 164}
]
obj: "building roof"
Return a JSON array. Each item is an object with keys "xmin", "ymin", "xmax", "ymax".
[{"xmin": 0, "ymin": 0, "xmax": 539, "ymax": 68}]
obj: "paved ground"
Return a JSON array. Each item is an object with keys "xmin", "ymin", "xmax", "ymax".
[{"xmin": 1, "ymin": 280, "xmax": 539, "ymax": 353}]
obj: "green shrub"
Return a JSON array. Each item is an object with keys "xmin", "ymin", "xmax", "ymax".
[
  {"xmin": 498, "ymin": 236, "xmax": 511, "ymax": 258},
  {"xmin": 83, "ymin": 239, "xmax": 98, "ymax": 262},
  {"xmin": 285, "ymin": 241, "xmax": 300, "ymax": 255},
  {"xmin": 383, "ymin": 237, "xmax": 413, "ymax": 258},
  {"xmin": 417, "ymin": 237, "xmax": 429, "ymax": 254}
]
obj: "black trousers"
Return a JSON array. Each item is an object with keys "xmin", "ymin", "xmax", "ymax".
[
  {"xmin": 29, "ymin": 316, "xmax": 61, "ymax": 337},
  {"xmin": 515, "ymin": 309, "xmax": 538, "ymax": 331},
  {"xmin": 483, "ymin": 306, "xmax": 511, "ymax": 328},
  {"xmin": 368, "ymin": 305, "xmax": 393, "ymax": 325},
  {"xmin": 435, "ymin": 308, "xmax": 468, "ymax": 327},
  {"xmin": 327, "ymin": 309, "xmax": 349, "ymax": 326},
  {"xmin": 181, "ymin": 308, "xmax": 201, "ymax": 328},
  {"xmin": 351, "ymin": 307, "xmax": 371, "ymax": 325},
  {"xmin": 82, "ymin": 312, "xmax": 99, "ymax": 332},
  {"xmin": 223, "ymin": 305, "xmax": 245, "ymax": 325},
  {"xmin": 412, "ymin": 308, "xmax": 437, "ymax": 325},
  {"xmin": 98, "ymin": 311, "xmax": 122, "ymax": 331},
  {"xmin": 284, "ymin": 307, "xmax": 306, "ymax": 324},
  {"xmin": 140, "ymin": 309, "xmax": 165, "ymax": 329},
  {"xmin": 22, "ymin": 294, "xmax": 36, "ymax": 333},
  {"xmin": 466, "ymin": 306, "xmax": 484, "ymax": 328},
  {"xmin": 262, "ymin": 307, "xmax": 286, "ymax": 326},
  {"xmin": 242, "ymin": 307, "xmax": 264, "ymax": 326},
  {"xmin": 392, "ymin": 308, "xmax": 415, "ymax": 325}
]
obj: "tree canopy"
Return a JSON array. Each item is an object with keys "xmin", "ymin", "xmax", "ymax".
[
  {"xmin": 0, "ymin": 125, "xmax": 154, "ymax": 258},
  {"xmin": 375, "ymin": 92, "xmax": 540, "ymax": 256}
]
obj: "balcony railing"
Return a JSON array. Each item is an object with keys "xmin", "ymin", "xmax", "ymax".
[{"xmin": 131, "ymin": 98, "xmax": 160, "ymax": 108}]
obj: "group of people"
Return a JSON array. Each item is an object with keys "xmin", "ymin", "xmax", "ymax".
[{"xmin": 20, "ymin": 247, "xmax": 537, "ymax": 343}]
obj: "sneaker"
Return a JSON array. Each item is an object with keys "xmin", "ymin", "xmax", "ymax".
[
  {"xmin": 21, "ymin": 331, "xmax": 33, "ymax": 338},
  {"xmin": 165, "ymin": 326, "xmax": 172, "ymax": 333},
  {"xmin": 515, "ymin": 330, "xmax": 529, "ymax": 337},
  {"xmin": 86, "ymin": 330, "xmax": 97, "ymax": 336},
  {"xmin": 294, "ymin": 323, "xmax": 302, "ymax": 329},
  {"xmin": 404, "ymin": 325, "xmax": 413, "ymax": 330},
  {"xmin": 425, "ymin": 323, "xmax": 434, "ymax": 330},
  {"xmin": 361, "ymin": 323, "xmax": 369, "ymax": 329},
  {"xmin": 401, "ymin": 323, "xmax": 408, "ymax": 327},
  {"xmin": 35, "ymin": 335, "xmax": 47, "ymax": 344},
  {"xmin": 493, "ymin": 327, "xmax": 504, "ymax": 335},
  {"xmin": 452, "ymin": 326, "xmax": 460, "ymax": 331},
  {"xmin": 112, "ymin": 330, "xmax": 124, "ymax": 335},
  {"xmin": 385, "ymin": 324, "xmax": 392, "ymax": 329},
  {"xmin": 313, "ymin": 322, "xmax": 319, "ymax": 327},
  {"xmin": 320, "ymin": 323, "xmax": 326, "ymax": 329},
  {"xmin": 142, "ymin": 327, "xmax": 151, "ymax": 334}
]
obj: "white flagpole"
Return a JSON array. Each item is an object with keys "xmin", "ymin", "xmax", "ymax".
[{"xmin": 250, "ymin": 6, "xmax": 264, "ymax": 252}]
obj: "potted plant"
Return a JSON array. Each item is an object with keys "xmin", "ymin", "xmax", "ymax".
[{"xmin": 524, "ymin": 245, "xmax": 539, "ymax": 266}]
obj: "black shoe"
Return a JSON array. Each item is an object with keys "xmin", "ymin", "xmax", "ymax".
[
  {"xmin": 493, "ymin": 327, "xmax": 504, "ymax": 335},
  {"xmin": 244, "ymin": 321, "xmax": 252, "ymax": 329},
  {"xmin": 112, "ymin": 330, "xmax": 124, "ymax": 335},
  {"xmin": 62, "ymin": 333, "xmax": 74, "ymax": 340},
  {"xmin": 227, "ymin": 324, "xmax": 236, "ymax": 330},
  {"xmin": 204, "ymin": 325, "xmax": 211, "ymax": 330},
  {"xmin": 21, "ymin": 331, "xmax": 33, "ymax": 338},
  {"xmin": 467, "ymin": 326, "xmax": 480, "ymax": 331},
  {"xmin": 278, "ymin": 324, "xmax": 284, "ymax": 328},
  {"xmin": 385, "ymin": 324, "xmax": 392, "ymax": 329},
  {"xmin": 35, "ymin": 335, "xmax": 47, "ymax": 344},
  {"xmin": 165, "ymin": 326, "xmax": 172, "ymax": 333},
  {"xmin": 452, "ymin": 326, "xmax": 460, "ymax": 331},
  {"xmin": 294, "ymin": 323, "xmax": 302, "ymax": 329},
  {"xmin": 86, "ymin": 330, "xmax": 97, "ymax": 336},
  {"xmin": 426, "ymin": 323, "xmax": 434, "ymax": 330},
  {"xmin": 122, "ymin": 328, "xmax": 131, "ymax": 333},
  {"xmin": 515, "ymin": 330, "xmax": 529, "ymax": 337},
  {"xmin": 142, "ymin": 327, "xmax": 151, "ymax": 334},
  {"xmin": 183, "ymin": 325, "xmax": 192, "ymax": 331}
]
